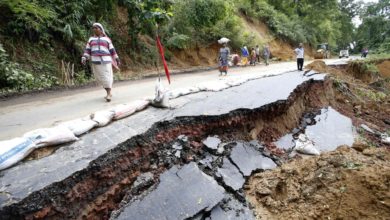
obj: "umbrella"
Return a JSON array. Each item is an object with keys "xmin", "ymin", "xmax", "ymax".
[{"xmin": 218, "ymin": 37, "xmax": 230, "ymax": 44}]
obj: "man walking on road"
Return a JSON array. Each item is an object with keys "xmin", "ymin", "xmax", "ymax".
[
  {"xmin": 294, "ymin": 43, "xmax": 304, "ymax": 71},
  {"xmin": 82, "ymin": 23, "xmax": 120, "ymax": 102},
  {"xmin": 263, "ymin": 45, "xmax": 270, "ymax": 66},
  {"xmin": 255, "ymin": 45, "xmax": 260, "ymax": 63}
]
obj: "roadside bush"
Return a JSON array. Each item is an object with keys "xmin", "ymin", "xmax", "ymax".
[
  {"xmin": 236, "ymin": 0, "xmax": 308, "ymax": 44},
  {"xmin": 166, "ymin": 33, "xmax": 191, "ymax": 49},
  {"xmin": 0, "ymin": 44, "xmax": 35, "ymax": 91},
  {"xmin": 171, "ymin": 0, "xmax": 231, "ymax": 46}
]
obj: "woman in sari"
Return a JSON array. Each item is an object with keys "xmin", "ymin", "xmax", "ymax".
[{"xmin": 81, "ymin": 23, "xmax": 120, "ymax": 102}]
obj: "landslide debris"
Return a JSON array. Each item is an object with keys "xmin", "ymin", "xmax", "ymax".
[{"xmin": 245, "ymin": 146, "xmax": 390, "ymax": 220}]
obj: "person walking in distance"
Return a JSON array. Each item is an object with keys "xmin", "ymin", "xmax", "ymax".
[
  {"xmin": 241, "ymin": 46, "xmax": 249, "ymax": 66},
  {"xmin": 82, "ymin": 23, "xmax": 120, "ymax": 102},
  {"xmin": 294, "ymin": 43, "xmax": 304, "ymax": 71},
  {"xmin": 255, "ymin": 45, "xmax": 260, "ymax": 63},
  {"xmin": 263, "ymin": 44, "xmax": 270, "ymax": 66},
  {"xmin": 218, "ymin": 43, "xmax": 230, "ymax": 76},
  {"xmin": 250, "ymin": 47, "xmax": 257, "ymax": 66}
]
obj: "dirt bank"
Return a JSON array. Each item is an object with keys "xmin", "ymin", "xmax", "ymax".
[
  {"xmin": 244, "ymin": 59, "xmax": 390, "ymax": 220},
  {"xmin": 306, "ymin": 60, "xmax": 390, "ymax": 138},
  {"xmin": 377, "ymin": 60, "xmax": 390, "ymax": 78},
  {"xmin": 242, "ymin": 16, "xmax": 313, "ymax": 61},
  {"xmin": 246, "ymin": 146, "xmax": 390, "ymax": 220}
]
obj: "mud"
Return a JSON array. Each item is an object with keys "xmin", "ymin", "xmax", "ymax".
[
  {"xmin": 246, "ymin": 146, "xmax": 390, "ymax": 220},
  {"xmin": 244, "ymin": 59, "xmax": 390, "ymax": 220}
]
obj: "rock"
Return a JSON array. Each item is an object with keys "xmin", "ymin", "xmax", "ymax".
[
  {"xmin": 361, "ymin": 124, "xmax": 375, "ymax": 134},
  {"xmin": 132, "ymin": 172, "xmax": 154, "ymax": 190},
  {"xmin": 381, "ymin": 134, "xmax": 390, "ymax": 144},
  {"xmin": 209, "ymin": 195, "xmax": 255, "ymax": 220},
  {"xmin": 230, "ymin": 142, "xmax": 277, "ymax": 176},
  {"xmin": 274, "ymin": 133, "xmax": 295, "ymax": 150},
  {"xmin": 352, "ymin": 142, "xmax": 369, "ymax": 152},
  {"xmin": 217, "ymin": 145, "xmax": 225, "ymax": 155},
  {"xmin": 116, "ymin": 163, "xmax": 225, "ymax": 220},
  {"xmin": 203, "ymin": 136, "xmax": 221, "ymax": 151},
  {"xmin": 199, "ymin": 154, "xmax": 216, "ymax": 169},
  {"xmin": 177, "ymin": 135, "xmax": 188, "ymax": 142},
  {"xmin": 217, "ymin": 158, "xmax": 245, "ymax": 191},
  {"xmin": 174, "ymin": 151, "xmax": 181, "ymax": 158},
  {"xmin": 172, "ymin": 143, "xmax": 183, "ymax": 150}
]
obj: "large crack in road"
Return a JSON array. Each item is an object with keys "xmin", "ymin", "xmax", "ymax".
[{"xmin": 0, "ymin": 69, "xmax": 357, "ymax": 219}]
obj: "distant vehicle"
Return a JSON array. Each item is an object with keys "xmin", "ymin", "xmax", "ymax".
[
  {"xmin": 314, "ymin": 43, "xmax": 330, "ymax": 59},
  {"xmin": 339, "ymin": 50, "xmax": 349, "ymax": 58}
]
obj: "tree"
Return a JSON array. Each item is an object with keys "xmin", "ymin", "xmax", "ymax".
[
  {"xmin": 119, "ymin": 0, "xmax": 173, "ymax": 48},
  {"xmin": 356, "ymin": 0, "xmax": 390, "ymax": 52}
]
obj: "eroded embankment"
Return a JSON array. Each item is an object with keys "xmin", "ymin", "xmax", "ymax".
[{"xmin": 0, "ymin": 77, "xmax": 335, "ymax": 219}]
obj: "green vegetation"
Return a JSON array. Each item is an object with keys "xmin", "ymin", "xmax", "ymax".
[
  {"xmin": 356, "ymin": 0, "xmax": 390, "ymax": 54},
  {"xmin": 0, "ymin": 0, "xmax": 388, "ymax": 93}
]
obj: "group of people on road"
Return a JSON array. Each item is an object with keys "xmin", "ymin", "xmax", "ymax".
[
  {"xmin": 218, "ymin": 43, "xmax": 271, "ymax": 76},
  {"xmin": 240, "ymin": 45, "xmax": 271, "ymax": 67},
  {"xmin": 81, "ymin": 22, "xmax": 308, "ymax": 101}
]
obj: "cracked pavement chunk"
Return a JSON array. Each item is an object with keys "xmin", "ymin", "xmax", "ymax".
[
  {"xmin": 209, "ymin": 194, "xmax": 255, "ymax": 220},
  {"xmin": 305, "ymin": 107, "xmax": 355, "ymax": 152},
  {"xmin": 116, "ymin": 162, "xmax": 225, "ymax": 220},
  {"xmin": 230, "ymin": 142, "xmax": 277, "ymax": 176},
  {"xmin": 202, "ymin": 136, "xmax": 221, "ymax": 151},
  {"xmin": 217, "ymin": 158, "xmax": 245, "ymax": 191}
]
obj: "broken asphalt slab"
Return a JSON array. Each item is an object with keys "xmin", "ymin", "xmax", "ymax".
[
  {"xmin": 208, "ymin": 194, "xmax": 255, "ymax": 220},
  {"xmin": 217, "ymin": 158, "xmax": 245, "ymax": 191},
  {"xmin": 305, "ymin": 106, "xmax": 355, "ymax": 152},
  {"xmin": 230, "ymin": 142, "xmax": 277, "ymax": 176},
  {"xmin": 115, "ymin": 162, "xmax": 225, "ymax": 220}
]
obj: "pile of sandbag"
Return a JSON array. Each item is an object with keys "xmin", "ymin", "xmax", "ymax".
[
  {"xmin": 0, "ymin": 126, "xmax": 79, "ymax": 170},
  {"xmin": 168, "ymin": 87, "xmax": 200, "ymax": 99},
  {"xmin": 0, "ymin": 99, "xmax": 151, "ymax": 171},
  {"xmin": 1, "ymin": 72, "xmax": 287, "ymax": 171},
  {"xmin": 196, "ymin": 81, "xmax": 231, "ymax": 92}
]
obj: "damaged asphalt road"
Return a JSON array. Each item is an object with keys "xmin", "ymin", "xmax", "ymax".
[{"xmin": 0, "ymin": 68, "xmax": 357, "ymax": 219}]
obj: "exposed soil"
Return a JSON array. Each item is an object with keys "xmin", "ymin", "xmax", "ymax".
[
  {"xmin": 246, "ymin": 146, "xmax": 390, "ymax": 220},
  {"xmin": 306, "ymin": 60, "xmax": 390, "ymax": 137},
  {"xmin": 377, "ymin": 60, "xmax": 390, "ymax": 78},
  {"xmin": 244, "ymin": 59, "xmax": 390, "ymax": 220},
  {"xmin": 241, "ymin": 16, "xmax": 314, "ymax": 61}
]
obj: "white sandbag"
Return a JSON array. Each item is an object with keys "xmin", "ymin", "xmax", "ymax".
[
  {"xmin": 134, "ymin": 99, "xmax": 150, "ymax": 111},
  {"xmin": 0, "ymin": 137, "xmax": 36, "ymax": 170},
  {"xmin": 151, "ymin": 79, "xmax": 169, "ymax": 108},
  {"xmin": 294, "ymin": 134, "xmax": 320, "ymax": 155},
  {"xmin": 169, "ymin": 88, "xmax": 193, "ymax": 99},
  {"xmin": 112, "ymin": 100, "xmax": 149, "ymax": 120},
  {"xmin": 59, "ymin": 118, "xmax": 98, "ymax": 136},
  {"xmin": 113, "ymin": 104, "xmax": 137, "ymax": 120},
  {"xmin": 188, "ymin": 86, "xmax": 200, "ymax": 93},
  {"xmin": 24, "ymin": 126, "xmax": 78, "ymax": 148},
  {"xmin": 197, "ymin": 81, "xmax": 230, "ymax": 92},
  {"xmin": 91, "ymin": 110, "xmax": 115, "ymax": 127}
]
